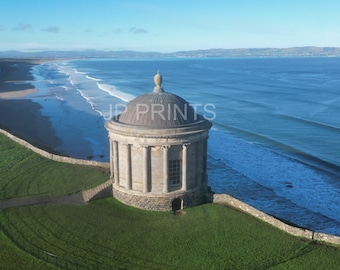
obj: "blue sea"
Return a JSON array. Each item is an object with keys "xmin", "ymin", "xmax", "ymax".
[{"xmin": 28, "ymin": 57, "xmax": 340, "ymax": 236}]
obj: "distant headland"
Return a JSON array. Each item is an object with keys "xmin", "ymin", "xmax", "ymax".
[{"xmin": 1, "ymin": 46, "xmax": 340, "ymax": 59}]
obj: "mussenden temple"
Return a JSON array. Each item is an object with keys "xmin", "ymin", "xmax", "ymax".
[{"xmin": 105, "ymin": 72, "xmax": 212, "ymax": 211}]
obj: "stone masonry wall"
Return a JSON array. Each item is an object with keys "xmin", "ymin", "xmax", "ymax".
[
  {"xmin": 0, "ymin": 128, "xmax": 109, "ymax": 168},
  {"xmin": 213, "ymin": 193, "xmax": 340, "ymax": 245},
  {"xmin": 82, "ymin": 179, "xmax": 114, "ymax": 202},
  {"xmin": 112, "ymin": 186, "xmax": 207, "ymax": 211}
]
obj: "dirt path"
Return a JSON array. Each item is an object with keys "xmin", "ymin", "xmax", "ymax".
[{"xmin": 0, "ymin": 193, "xmax": 86, "ymax": 209}]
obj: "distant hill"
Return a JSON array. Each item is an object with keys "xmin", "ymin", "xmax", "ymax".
[
  {"xmin": 1, "ymin": 47, "xmax": 340, "ymax": 59},
  {"xmin": 172, "ymin": 47, "xmax": 340, "ymax": 57}
]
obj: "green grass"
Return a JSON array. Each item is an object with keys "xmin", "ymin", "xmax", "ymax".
[
  {"xmin": 0, "ymin": 231, "xmax": 57, "ymax": 270},
  {"xmin": 0, "ymin": 132, "xmax": 339, "ymax": 269},
  {"xmin": 0, "ymin": 133, "xmax": 109, "ymax": 200},
  {"xmin": 0, "ymin": 199, "xmax": 339, "ymax": 269}
]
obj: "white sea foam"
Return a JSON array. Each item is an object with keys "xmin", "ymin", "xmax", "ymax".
[
  {"xmin": 77, "ymin": 89, "xmax": 103, "ymax": 116},
  {"xmin": 97, "ymin": 83, "xmax": 135, "ymax": 102},
  {"xmin": 86, "ymin": 75, "xmax": 101, "ymax": 82},
  {"xmin": 208, "ymin": 129, "xmax": 340, "ymax": 226},
  {"xmin": 68, "ymin": 78, "xmax": 75, "ymax": 86},
  {"xmin": 54, "ymin": 94, "xmax": 64, "ymax": 101},
  {"xmin": 73, "ymin": 68, "xmax": 86, "ymax": 75},
  {"xmin": 52, "ymin": 61, "xmax": 134, "ymax": 117}
]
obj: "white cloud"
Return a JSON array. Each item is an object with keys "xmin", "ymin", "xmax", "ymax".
[
  {"xmin": 130, "ymin": 27, "xmax": 148, "ymax": 34},
  {"xmin": 41, "ymin": 26, "xmax": 60, "ymax": 33},
  {"xmin": 12, "ymin": 23, "xmax": 32, "ymax": 31},
  {"xmin": 113, "ymin": 28, "xmax": 122, "ymax": 34}
]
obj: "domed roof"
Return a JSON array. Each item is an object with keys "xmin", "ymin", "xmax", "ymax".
[{"xmin": 117, "ymin": 72, "xmax": 202, "ymax": 128}]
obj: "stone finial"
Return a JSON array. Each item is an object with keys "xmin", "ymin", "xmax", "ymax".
[{"xmin": 153, "ymin": 71, "xmax": 164, "ymax": 92}]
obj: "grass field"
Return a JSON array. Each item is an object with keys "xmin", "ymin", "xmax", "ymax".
[
  {"xmin": 0, "ymin": 133, "xmax": 339, "ymax": 269},
  {"xmin": 1, "ymin": 199, "xmax": 340, "ymax": 269},
  {"xmin": 0, "ymin": 133, "xmax": 109, "ymax": 200}
]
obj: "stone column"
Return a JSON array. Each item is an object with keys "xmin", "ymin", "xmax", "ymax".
[
  {"xmin": 203, "ymin": 139, "xmax": 208, "ymax": 183},
  {"xmin": 196, "ymin": 141, "xmax": 203, "ymax": 186},
  {"xmin": 125, "ymin": 144, "xmax": 132, "ymax": 190},
  {"xmin": 181, "ymin": 143, "xmax": 190, "ymax": 191},
  {"xmin": 113, "ymin": 141, "xmax": 119, "ymax": 186},
  {"xmin": 142, "ymin": 145, "xmax": 149, "ymax": 193},
  {"xmin": 163, "ymin": 145, "xmax": 170, "ymax": 193},
  {"xmin": 109, "ymin": 139, "xmax": 114, "ymax": 178}
]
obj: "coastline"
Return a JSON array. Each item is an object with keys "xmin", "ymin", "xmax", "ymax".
[
  {"xmin": 0, "ymin": 59, "xmax": 41, "ymax": 94},
  {"xmin": 1, "ymin": 57, "xmax": 339, "ymax": 235},
  {"xmin": 0, "ymin": 59, "xmax": 63, "ymax": 153},
  {"xmin": 0, "ymin": 88, "xmax": 37, "ymax": 99}
]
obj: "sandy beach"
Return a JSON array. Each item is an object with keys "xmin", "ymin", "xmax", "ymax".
[
  {"xmin": 0, "ymin": 59, "xmax": 63, "ymax": 153},
  {"xmin": 0, "ymin": 59, "xmax": 37, "ymax": 93}
]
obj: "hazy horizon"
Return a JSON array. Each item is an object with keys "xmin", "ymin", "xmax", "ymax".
[
  {"xmin": 2, "ymin": 45, "xmax": 340, "ymax": 53},
  {"xmin": 1, "ymin": 0, "xmax": 340, "ymax": 52}
]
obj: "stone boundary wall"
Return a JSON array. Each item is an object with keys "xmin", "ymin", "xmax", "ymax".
[
  {"xmin": 82, "ymin": 179, "xmax": 114, "ymax": 202},
  {"xmin": 0, "ymin": 128, "xmax": 109, "ymax": 169},
  {"xmin": 2, "ymin": 128, "xmax": 339, "ymax": 246},
  {"xmin": 213, "ymin": 194, "xmax": 340, "ymax": 246}
]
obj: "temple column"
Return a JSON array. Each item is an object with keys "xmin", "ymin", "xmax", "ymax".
[
  {"xmin": 142, "ymin": 145, "xmax": 149, "ymax": 193},
  {"xmin": 196, "ymin": 141, "xmax": 203, "ymax": 186},
  {"xmin": 109, "ymin": 139, "xmax": 114, "ymax": 178},
  {"xmin": 181, "ymin": 143, "xmax": 190, "ymax": 191},
  {"xmin": 203, "ymin": 139, "xmax": 208, "ymax": 183},
  {"xmin": 113, "ymin": 141, "xmax": 119, "ymax": 186},
  {"xmin": 125, "ymin": 144, "xmax": 132, "ymax": 190},
  {"xmin": 163, "ymin": 145, "xmax": 170, "ymax": 193}
]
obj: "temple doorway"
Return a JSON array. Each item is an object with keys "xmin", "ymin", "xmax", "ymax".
[{"xmin": 172, "ymin": 198, "xmax": 182, "ymax": 212}]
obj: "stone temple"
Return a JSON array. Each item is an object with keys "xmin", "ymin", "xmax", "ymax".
[{"xmin": 105, "ymin": 72, "xmax": 212, "ymax": 211}]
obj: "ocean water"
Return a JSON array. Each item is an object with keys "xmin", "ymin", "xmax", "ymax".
[{"xmin": 29, "ymin": 57, "xmax": 340, "ymax": 236}]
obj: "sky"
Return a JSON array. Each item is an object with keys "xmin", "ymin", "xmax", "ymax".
[{"xmin": 1, "ymin": 0, "xmax": 340, "ymax": 52}]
